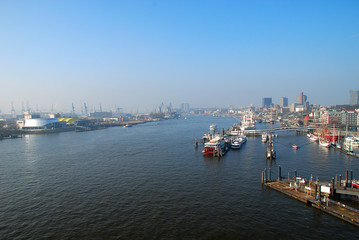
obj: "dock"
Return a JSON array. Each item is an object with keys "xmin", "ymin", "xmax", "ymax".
[{"xmin": 262, "ymin": 167, "xmax": 359, "ymax": 227}]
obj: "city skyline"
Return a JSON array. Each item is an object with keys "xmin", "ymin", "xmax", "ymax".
[{"xmin": 1, "ymin": 0, "xmax": 358, "ymax": 113}]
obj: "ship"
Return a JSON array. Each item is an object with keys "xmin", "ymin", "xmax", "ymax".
[
  {"xmin": 202, "ymin": 136, "xmax": 226, "ymax": 156},
  {"xmin": 240, "ymin": 112, "xmax": 256, "ymax": 131}
]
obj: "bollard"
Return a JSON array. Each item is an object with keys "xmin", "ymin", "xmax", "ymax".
[
  {"xmin": 264, "ymin": 168, "xmax": 267, "ymax": 183},
  {"xmin": 262, "ymin": 171, "xmax": 264, "ymax": 184},
  {"xmin": 339, "ymin": 175, "xmax": 342, "ymax": 187},
  {"xmin": 318, "ymin": 185, "xmax": 322, "ymax": 205},
  {"xmin": 278, "ymin": 166, "xmax": 281, "ymax": 181}
]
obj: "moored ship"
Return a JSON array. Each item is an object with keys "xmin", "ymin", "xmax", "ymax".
[
  {"xmin": 202, "ymin": 136, "xmax": 226, "ymax": 156},
  {"xmin": 241, "ymin": 112, "xmax": 256, "ymax": 131}
]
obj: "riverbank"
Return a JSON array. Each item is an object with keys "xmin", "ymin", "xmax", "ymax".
[{"xmin": 0, "ymin": 119, "xmax": 157, "ymax": 138}]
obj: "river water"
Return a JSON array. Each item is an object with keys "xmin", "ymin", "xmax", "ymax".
[{"xmin": 0, "ymin": 116, "xmax": 358, "ymax": 239}]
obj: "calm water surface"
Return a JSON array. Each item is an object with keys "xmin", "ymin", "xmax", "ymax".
[{"xmin": 1, "ymin": 116, "xmax": 358, "ymax": 239}]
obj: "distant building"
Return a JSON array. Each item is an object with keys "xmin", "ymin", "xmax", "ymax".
[
  {"xmin": 322, "ymin": 111, "xmax": 342, "ymax": 126},
  {"xmin": 90, "ymin": 112, "xmax": 113, "ymax": 118},
  {"xmin": 281, "ymin": 107, "xmax": 291, "ymax": 114},
  {"xmin": 303, "ymin": 115, "xmax": 311, "ymax": 126},
  {"xmin": 349, "ymin": 90, "xmax": 359, "ymax": 105},
  {"xmin": 296, "ymin": 92, "xmax": 307, "ymax": 105},
  {"xmin": 279, "ymin": 97, "xmax": 288, "ymax": 107},
  {"xmin": 181, "ymin": 103, "xmax": 190, "ymax": 113},
  {"xmin": 342, "ymin": 111, "xmax": 358, "ymax": 127},
  {"xmin": 262, "ymin": 98, "xmax": 272, "ymax": 108}
]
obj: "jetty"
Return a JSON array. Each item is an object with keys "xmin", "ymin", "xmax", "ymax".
[
  {"xmin": 262, "ymin": 167, "xmax": 359, "ymax": 227},
  {"xmin": 266, "ymin": 135, "xmax": 276, "ymax": 159}
]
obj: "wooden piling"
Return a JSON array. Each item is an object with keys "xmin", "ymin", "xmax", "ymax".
[
  {"xmin": 339, "ymin": 175, "xmax": 342, "ymax": 187},
  {"xmin": 318, "ymin": 184, "xmax": 322, "ymax": 205},
  {"xmin": 331, "ymin": 178, "xmax": 335, "ymax": 197},
  {"xmin": 351, "ymin": 169, "xmax": 353, "ymax": 182},
  {"xmin": 261, "ymin": 171, "xmax": 264, "ymax": 184},
  {"xmin": 269, "ymin": 168, "xmax": 271, "ymax": 181},
  {"xmin": 314, "ymin": 184, "xmax": 318, "ymax": 200},
  {"xmin": 294, "ymin": 170, "xmax": 297, "ymax": 181},
  {"xmin": 278, "ymin": 166, "xmax": 281, "ymax": 181},
  {"xmin": 264, "ymin": 168, "xmax": 267, "ymax": 183},
  {"xmin": 346, "ymin": 170, "xmax": 348, "ymax": 187}
]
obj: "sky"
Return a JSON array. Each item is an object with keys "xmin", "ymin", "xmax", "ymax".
[{"xmin": 0, "ymin": 0, "xmax": 358, "ymax": 113}]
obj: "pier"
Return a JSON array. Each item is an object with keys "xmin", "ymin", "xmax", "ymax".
[
  {"xmin": 239, "ymin": 126, "xmax": 312, "ymax": 136},
  {"xmin": 262, "ymin": 167, "xmax": 359, "ymax": 227}
]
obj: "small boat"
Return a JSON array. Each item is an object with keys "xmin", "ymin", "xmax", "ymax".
[
  {"xmin": 292, "ymin": 144, "xmax": 298, "ymax": 149},
  {"xmin": 231, "ymin": 137, "xmax": 242, "ymax": 149},
  {"xmin": 352, "ymin": 180, "xmax": 359, "ymax": 189},
  {"xmin": 228, "ymin": 124, "xmax": 241, "ymax": 136},
  {"xmin": 201, "ymin": 133, "xmax": 212, "ymax": 143},
  {"xmin": 309, "ymin": 134, "xmax": 319, "ymax": 142},
  {"xmin": 345, "ymin": 136, "xmax": 359, "ymax": 148},
  {"xmin": 261, "ymin": 133, "xmax": 268, "ymax": 143},
  {"xmin": 319, "ymin": 138, "xmax": 331, "ymax": 148},
  {"xmin": 209, "ymin": 124, "xmax": 217, "ymax": 132}
]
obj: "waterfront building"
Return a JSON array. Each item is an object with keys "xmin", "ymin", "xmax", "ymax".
[
  {"xmin": 341, "ymin": 110, "xmax": 358, "ymax": 127},
  {"xmin": 90, "ymin": 112, "xmax": 113, "ymax": 118},
  {"xmin": 322, "ymin": 110, "xmax": 342, "ymax": 126},
  {"xmin": 17, "ymin": 118, "xmax": 65, "ymax": 130},
  {"xmin": 262, "ymin": 98, "xmax": 272, "ymax": 108},
  {"xmin": 279, "ymin": 97, "xmax": 288, "ymax": 107},
  {"xmin": 349, "ymin": 90, "xmax": 359, "ymax": 105}
]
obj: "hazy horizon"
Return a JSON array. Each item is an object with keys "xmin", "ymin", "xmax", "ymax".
[{"xmin": 1, "ymin": 0, "xmax": 358, "ymax": 113}]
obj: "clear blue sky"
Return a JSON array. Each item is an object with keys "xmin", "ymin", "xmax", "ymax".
[{"xmin": 0, "ymin": 0, "xmax": 358, "ymax": 113}]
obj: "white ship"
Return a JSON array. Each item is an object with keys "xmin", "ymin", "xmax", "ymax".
[{"xmin": 241, "ymin": 112, "xmax": 256, "ymax": 131}]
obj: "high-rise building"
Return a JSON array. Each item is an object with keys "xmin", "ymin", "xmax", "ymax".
[
  {"xmin": 296, "ymin": 92, "xmax": 307, "ymax": 105},
  {"xmin": 262, "ymin": 98, "xmax": 272, "ymax": 108},
  {"xmin": 279, "ymin": 97, "xmax": 288, "ymax": 107},
  {"xmin": 181, "ymin": 103, "xmax": 190, "ymax": 113},
  {"xmin": 349, "ymin": 90, "xmax": 359, "ymax": 105}
]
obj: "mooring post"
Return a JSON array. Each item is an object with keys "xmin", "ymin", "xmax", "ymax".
[
  {"xmin": 331, "ymin": 178, "xmax": 335, "ymax": 197},
  {"xmin": 269, "ymin": 168, "xmax": 271, "ymax": 182},
  {"xmin": 339, "ymin": 175, "xmax": 342, "ymax": 187},
  {"xmin": 278, "ymin": 166, "xmax": 281, "ymax": 181},
  {"xmin": 294, "ymin": 170, "xmax": 297, "ymax": 182},
  {"xmin": 346, "ymin": 170, "xmax": 348, "ymax": 187},
  {"xmin": 264, "ymin": 168, "xmax": 267, "ymax": 183},
  {"xmin": 318, "ymin": 184, "xmax": 322, "ymax": 205},
  {"xmin": 351, "ymin": 169, "xmax": 353, "ymax": 182},
  {"xmin": 261, "ymin": 171, "xmax": 264, "ymax": 184},
  {"xmin": 314, "ymin": 184, "xmax": 318, "ymax": 200}
]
